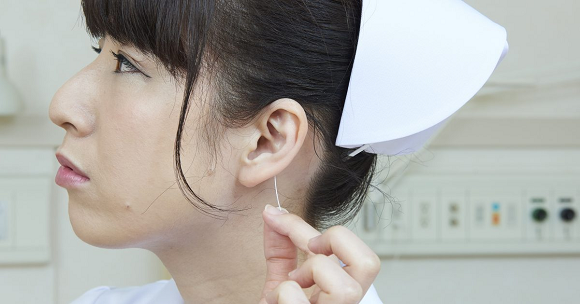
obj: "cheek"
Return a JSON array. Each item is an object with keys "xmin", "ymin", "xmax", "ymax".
[
  {"xmin": 69, "ymin": 79, "xmax": 221, "ymax": 249},
  {"xmin": 99, "ymin": 93, "xmax": 177, "ymax": 205},
  {"xmin": 70, "ymin": 88, "xmax": 195, "ymax": 247}
]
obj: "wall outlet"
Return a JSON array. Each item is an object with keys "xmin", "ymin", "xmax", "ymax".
[
  {"xmin": 357, "ymin": 148, "xmax": 580, "ymax": 256},
  {"xmin": 440, "ymin": 188, "xmax": 467, "ymax": 241},
  {"xmin": 411, "ymin": 188, "xmax": 438, "ymax": 242},
  {"xmin": 469, "ymin": 188, "xmax": 522, "ymax": 241},
  {"xmin": 553, "ymin": 188, "xmax": 578, "ymax": 240},
  {"xmin": 373, "ymin": 188, "xmax": 411, "ymax": 242},
  {"xmin": 525, "ymin": 188, "xmax": 552, "ymax": 241}
]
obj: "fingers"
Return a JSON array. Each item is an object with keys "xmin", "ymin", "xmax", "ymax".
[
  {"xmin": 289, "ymin": 254, "xmax": 363, "ymax": 303},
  {"xmin": 262, "ymin": 204, "xmax": 381, "ymax": 304},
  {"xmin": 265, "ymin": 255, "xmax": 363, "ymax": 304},
  {"xmin": 261, "ymin": 205, "xmax": 298, "ymax": 299},
  {"xmin": 262, "ymin": 204, "xmax": 321, "ymax": 256},
  {"xmin": 307, "ymin": 225, "xmax": 381, "ymax": 293},
  {"xmin": 263, "ymin": 206, "xmax": 380, "ymax": 292},
  {"xmin": 265, "ymin": 281, "xmax": 310, "ymax": 304}
]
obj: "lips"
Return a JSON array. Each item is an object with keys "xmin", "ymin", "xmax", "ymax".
[{"xmin": 55, "ymin": 153, "xmax": 89, "ymax": 179}]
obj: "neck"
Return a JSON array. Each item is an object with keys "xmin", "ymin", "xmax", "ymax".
[
  {"xmin": 148, "ymin": 134, "xmax": 320, "ymax": 303},
  {"xmin": 151, "ymin": 203, "xmax": 270, "ymax": 304}
]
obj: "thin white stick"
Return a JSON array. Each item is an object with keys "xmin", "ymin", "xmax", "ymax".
[
  {"xmin": 274, "ymin": 175, "xmax": 282, "ymax": 211},
  {"xmin": 349, "ymin": 144, "xmax": 370, "ymax": 157}
]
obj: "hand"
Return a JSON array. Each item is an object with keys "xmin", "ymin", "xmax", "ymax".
[{"xmin": 258, "ymin": 204, "xmax": 381, "ymax": 304}]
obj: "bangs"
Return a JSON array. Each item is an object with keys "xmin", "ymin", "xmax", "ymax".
[{"xmin": 81, "ymin": 0, "xmax": 215, "ymax": 76}]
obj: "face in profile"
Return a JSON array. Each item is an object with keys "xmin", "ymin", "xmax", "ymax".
[{"xmin": 49, "ymin": 36, "xmax": 241, "ymax": 250}]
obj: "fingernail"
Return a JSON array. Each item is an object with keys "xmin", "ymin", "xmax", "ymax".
[
  {"xmin": 288, "ymin": 269, "xmax": 297, "ymax": 277},
  {"xmin": 265, "ymin": 204, "xmax": 288, "ymax": 215}
]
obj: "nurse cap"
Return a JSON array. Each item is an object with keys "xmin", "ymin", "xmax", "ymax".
[{"xmin": 336, "ymin": 0, "xmax": 509, "ymax": 158}]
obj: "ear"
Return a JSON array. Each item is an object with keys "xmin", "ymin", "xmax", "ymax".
[{"xmin": 237, "ymin": 98, "xmax": 308, "ymax": 188}]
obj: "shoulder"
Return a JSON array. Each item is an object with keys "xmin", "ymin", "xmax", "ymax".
[
  {"xmin": 361, "ymin": 283, "xmax": 384, "ymax": 304},
  {"xmin": 70, "ymin": 279, "xmax": 183, "ymax": 304}
]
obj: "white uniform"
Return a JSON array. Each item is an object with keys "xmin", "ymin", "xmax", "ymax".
[{"xmin": 70, "ymin": 278, "xmax": 383, "ymax": 303}]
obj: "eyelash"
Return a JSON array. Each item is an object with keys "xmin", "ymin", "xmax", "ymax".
[{"xmin": 91, "ymin": 46, "xmax": 150, "ymax": 78}]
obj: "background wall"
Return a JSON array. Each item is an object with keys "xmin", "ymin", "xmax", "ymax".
[
  {"xmin": 0, "ymin": 0, "xmax": 579, "ymax": 303},
  {"xmin": 0, "ymin": 0, "xmax": 96, "ymax": 117},
  {"xmin": 0, "ymin": 1, "xmax": 166, "ymax": 304}
]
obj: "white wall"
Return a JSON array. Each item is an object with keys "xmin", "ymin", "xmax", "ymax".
[
  {"xmin": 0, "ymin": 1, "xmax": 165, "ymax": 303},
  {"xmin": 0, "ymin": 0, "xmax": 96, "ymax": 118},
  {"xmin": 375, "ymin": 257, "xmax": 580, "ymax": 304},
  {"xmin": 1, "ymin": 0, "xmax": 579, "ymax": 304}
]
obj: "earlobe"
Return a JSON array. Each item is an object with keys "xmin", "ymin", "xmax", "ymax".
[{"xmin": 237, "ymin": 98, "xmax": 308, "ymax": 188}]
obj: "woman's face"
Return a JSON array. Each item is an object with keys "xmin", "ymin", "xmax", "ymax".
[{"xmin": 49, "ymin": 37, "xmax": 231, "ymax": 250}]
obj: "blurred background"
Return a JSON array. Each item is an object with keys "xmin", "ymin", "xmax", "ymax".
[{"xmin": 0, "ymin": 0, "xmax": 579, "ymax": 303}]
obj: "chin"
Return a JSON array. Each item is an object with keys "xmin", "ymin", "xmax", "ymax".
[{"xmin": 67, "ymin": 198, "xmax": 135, "ymax": 250}]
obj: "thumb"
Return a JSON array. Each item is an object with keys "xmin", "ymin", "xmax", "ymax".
[{"xmin": 260, "ymin": 205, "xmax": 296, "ymax": 301}]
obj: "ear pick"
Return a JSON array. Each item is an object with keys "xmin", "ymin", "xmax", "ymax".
[{"xmin": 274, "ymin": 175, "xmax": 281, "ymax": 211}]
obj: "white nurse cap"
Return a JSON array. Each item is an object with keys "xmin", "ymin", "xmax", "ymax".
[{"xmin": 336, "ymin": 0, "xmax": 509, "ymax": 157}]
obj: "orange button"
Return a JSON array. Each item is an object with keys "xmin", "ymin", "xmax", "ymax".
[{"xmin": 492, "ymin": 213, "xmax": 500, "ymax": 225}]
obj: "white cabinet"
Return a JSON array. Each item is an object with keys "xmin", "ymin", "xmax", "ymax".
[{"xmin": 0, "ymin": 148, "xmax": 54, "ymax": 264}]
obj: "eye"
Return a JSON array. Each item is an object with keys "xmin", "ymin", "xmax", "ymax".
[
  {"xmin": 109, "ymin": 51, "xmax": 151, "ymax": 78},
  {"xmin": 88, "ymin": 43, "xmax": 151, "ymax": 78},
  {"xmin": 110, "ymin": 51, "xmax": 140, "ymax": 73}
]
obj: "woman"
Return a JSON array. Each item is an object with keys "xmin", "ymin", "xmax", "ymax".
[
  {"xmin": 49, "ymin": 0, "xmax": 507, "ymax": 302},
  {"xmin": 50, "ymin": 0, "xmax": 384, "ymax": 303}
]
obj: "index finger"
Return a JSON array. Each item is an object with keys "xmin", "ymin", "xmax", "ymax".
[
  {"xmin": 307, "ymin": 226, "xmax": 381, "ymax": 293},
  {"xmin": 261, "ymin": 212, "xmax": 298, "ymax": 300},
  {"xmin": 262, "ymin": 205, "xmax": 322, "ymax": 256}
]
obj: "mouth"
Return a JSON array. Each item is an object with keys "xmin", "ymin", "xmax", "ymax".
[{"xmin": 55, "ymin": 153, "xmax": 90, "ymax": 186}]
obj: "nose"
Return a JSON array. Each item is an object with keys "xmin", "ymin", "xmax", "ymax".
[{"xmin": 48, "ymin": 66, "xmax": 97, "ymax": 137}]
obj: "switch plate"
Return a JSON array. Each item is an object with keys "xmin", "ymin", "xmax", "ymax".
[
  {"xmin": 370, "ymin": 188, "xmax": 410, "ymax": 242},
  {"xmin": 359, "ymin": 148, "xmax": 580, "ymax": 256},
  {"xmin": 411, "ymin": 188, "xmax": 438, "ymax": 242},
  {"xmin": 470, "ymin": 188, "xmax": 522, "ymax": 241},
  {"xmin": 440, "ymin": 188, "xmax": 467, "ymax": 241}
]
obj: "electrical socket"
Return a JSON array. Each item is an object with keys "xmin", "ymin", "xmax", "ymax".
[
  {"xmin": 469, "ymin": 188, "xmax": 521, "ymax": 241},
  {"xmin": 362, "ymin": 149, "xmax": 580, "ymax": 256},
  {"xmin": 553, "ymin": 188, "xmax": 578, "ymax": 240},
  {"xmin": 525, "ymin": 188, "xmax": 552, "ymax": 241},
  {"xmin": 378, "ymin": 188, "xmax": 410, "ymax": 242},
  {"xmin": 411, "ymin": 188, "xmax": 438, "ymax": 242},
  {"xmin": 440, "ymin": 188, "xmax": 467, "ymax": 241}
]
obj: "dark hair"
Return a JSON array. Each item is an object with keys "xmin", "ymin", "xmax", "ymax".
[{"xmin": 81, "ymin": 0, "xmax": 385, "ymax": 230}]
